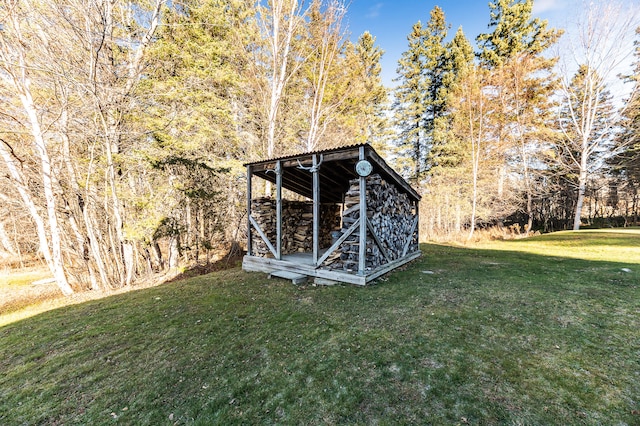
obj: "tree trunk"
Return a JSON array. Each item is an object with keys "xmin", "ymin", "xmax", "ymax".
[
  {"xmin": 0, "ymin": 221, "xmax": 17, "ymax": 256},
  {"xmin": 20, "ymin": 84, "xmax": 74, "ymax": 295},
  {"xmin": 573, "ymin": 167, "xmax": 588, "ymax": 230}
]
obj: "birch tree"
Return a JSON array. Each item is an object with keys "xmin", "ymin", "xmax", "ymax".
[
  {"xmin": 255, "ymin": 0, "xmax": 307, "ymax": 160},
  {"xmin": 301, "ymin": 0, "xmax": 348, "ymax": 151},
  {"xmin": 0, "ymin": 0, "xmax": 164, "ymax": 293},
  {"xmin": 555, "ymin": 0, "xmax": 639, "ymax": 229}
]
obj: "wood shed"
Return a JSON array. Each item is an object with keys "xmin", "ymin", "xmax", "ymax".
[{"xmin": 242, "ymin": 143, "xmax": 421, "ymax": 285}]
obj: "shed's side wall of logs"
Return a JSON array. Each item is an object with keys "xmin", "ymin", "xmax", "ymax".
[
  {"xmin": 251, "ymin": 198, "xmax": 341, "ymax": 257},
  {"xmin": 323, "ymin": 174, "xmax": 419, "ymax": 272}
]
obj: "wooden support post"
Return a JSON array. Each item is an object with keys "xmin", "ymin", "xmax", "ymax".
[
  {"xmin": 312, "ymin": 154, "xmax": 320, "ymax": 265},
  {"xmin": 358, "ymin": 146, "xmax": 367, "ymax": 275},
  {"xmin": 247, "ymin": 166, "xmax": 252, "ymax": 256},
  {"xmin": 415, "ymin": 200, "xmax": 420, "ymax": 249},
  {"xmin": 276, "ymin": 160, "xmax": 282, "ymax": 260}
]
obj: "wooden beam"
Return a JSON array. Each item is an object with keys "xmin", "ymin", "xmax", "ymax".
[
  {"xmin": 366, "ymin": 218, "xmax": 392, "ymax": 263},
  {"xmin": 415, "ymin": 201, "xmax": 420, "ymax": 247},
  {"xmin": 316, "ymin": 217, "xmax": 361, "ymax": 267},
  {"xmin": 402, "ymin": 216, "xmax": 419, "ymax": 257},
  {"xmin": 249, "ymin": 215, "xmax": 277, "ymax": 258},
  {"xmin": 247, "ymin": 166, "xmax": 252, "ymax": 256},
  {"xmin": 276, "ymin": 160, "xmax": 282, "ymax": 260},
  {"xmin": 366, "ymin": 251, "xmax": 422, "ymax": 282},
  {"xmin": 358, "ymin": 146, "xmax": 367, "ymax": 276},
  {"xmin": 313, "ymin": 154, "xmax": 320, "ymax": 265},
  {"xmin": 242, "ymin": 255, "xmax": 367, "ymax": 286}
]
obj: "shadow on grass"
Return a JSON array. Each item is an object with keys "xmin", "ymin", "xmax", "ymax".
[{"xmin": 166, "ymin": 246, "xmax": 246, "ymax": 283}]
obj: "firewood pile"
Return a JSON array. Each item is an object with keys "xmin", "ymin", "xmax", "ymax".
[
  {"xmin": 250, "ymin": 197, "xmax": 340, "ymax": 257},
  {"xmin": 323, "ymin": 174, "xmax": 418, "ymax": 272}
]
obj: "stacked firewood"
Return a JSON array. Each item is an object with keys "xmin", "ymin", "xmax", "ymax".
[
  {"xmin": 250, "ymin": 197, "xmax": 277, "ymax": 257},
  {"xmin": 323, "ymin": 174, "xmax": 418, "ymax": 272},
  {"xmin": 250, "ymin": 197, "xmax": 340, "ymax": 257}
]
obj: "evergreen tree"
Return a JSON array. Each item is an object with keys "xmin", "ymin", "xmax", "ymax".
[
  {"xmin": 422, "ymin": 27, "xmax": 476, "ymax": 237},
  {"xmin": 428, "ymin": 27, "xmax": 474, "ymax": 173},
  {"xmin": 347, "ymin": 32, "xmax": 389, "ymax": 151},
  {"xmin": 393, "ymin": 21, "xmax": 428, "ymax": 181},
  {"xmin": 141, "ymin": 0, "xmax": 254, "ymax": 262},
  {"xmin": 393, "ymin": 6, "xmax": 449, "ymax": 182},
  {"xmin": 477, "ymin": 0, "xmax": 559, "ymax": 67},
  {"xmin": 609, "ymin": 28, "xmax": 640, "ymax": 224}
]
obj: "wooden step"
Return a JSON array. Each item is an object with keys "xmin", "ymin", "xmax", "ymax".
[{"xmin": 268, "ymin": 270, "xmax": 308, "ymax": 285}]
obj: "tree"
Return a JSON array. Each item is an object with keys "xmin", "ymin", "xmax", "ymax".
[
  {"xmin": 606, "ymin": 28, "xmax": 640, "ymax": 225},
  {"xmin": 476, "ymin": 0, "xmax": 562, "ymax": 233},
  {"xmin": 393, "ymin": 21, "xmax": 428, "ymax": 181},
  {"xmin": 393, "ymin": 6, "xmax": 449, "ymax": 182},
  {"xmin": 300, "ymin": 0, "xmax": 348, "ymax": 151},
  {"xmin": 423, "ymin": 27, "xmax": 475, "ymax": 236},
  {"xmin": 0, "ymin": 0, "xmax": 165, "ymax": 293},
  {"xmin": 346, "ymin": 31, "xmax": 389, "ymax": 150},
  {"xmin": 142, "ymin": 0, "xmax": 254, "ymax": 263},
  {"xmin": 555, "ymin": 1, "xmax": 639, "ymax": 229},
  {"xmin": 254, "ymin": 0, "xmax": 307, "ymax": 160}
]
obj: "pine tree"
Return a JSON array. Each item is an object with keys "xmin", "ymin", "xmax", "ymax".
[
  {"xmin": 393, "ymin": 21, "xmax": 428, "ymax": 181},
  {"xmin": 428, "ymin": 27, "xmax": 474, "ymax": 173},
  {"xmin": 608, "ymin": 29, "xmax": 640, "ymax": 224},
  {"xmin": 348, "ymin": 31, "xmax": 389, "ymax": 150},
  {"xmin": 141, "ymin": 0, "xmax": 254, "ymax": 264},
  {"xmin": 393, "ymin": 6, "xmax": 449, "ymax": 182}
]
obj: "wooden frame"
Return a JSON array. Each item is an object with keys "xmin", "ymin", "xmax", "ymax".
[{"xmin": 243, "ymin": 143, "xmax": 421, "ymax": 285}]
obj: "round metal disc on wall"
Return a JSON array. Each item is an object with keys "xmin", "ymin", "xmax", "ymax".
[{"xmin": 355, "ymin": 159, "xmax": 373, "ymax": 177}]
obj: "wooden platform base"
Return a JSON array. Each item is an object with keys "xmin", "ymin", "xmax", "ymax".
[
  {"xmin": 269, "ymin": 270, "xmax": 308, "ymax": 285},
  {"xmin": 243, "ymin": 250, "xmax": 421, "ymax": 286}
]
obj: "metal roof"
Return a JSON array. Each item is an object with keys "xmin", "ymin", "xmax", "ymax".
[{"xmin": 246, "ymin": 143, "xmax": 421, "ymax": 203}]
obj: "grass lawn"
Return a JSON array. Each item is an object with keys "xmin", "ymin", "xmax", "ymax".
[{"xmin": 1, "ymin": 230, "xmax": 639, "ymax": 425}]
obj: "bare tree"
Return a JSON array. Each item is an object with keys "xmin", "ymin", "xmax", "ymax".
[
  {"xmin": 0, "ymin": 0, "xmax": 164, "ymax": 294},
  {"xmin": 302, "ymin": 0, "xmax": 348, "ymax": 151},
  {"xmin": 555, "ymin": 0, "xmax": 639, "ymax": 229},
  {"xmin": 256, "ymin": 0, "xmax": 307, "ymax": 160}
]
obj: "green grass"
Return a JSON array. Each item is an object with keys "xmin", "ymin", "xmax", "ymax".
[{"xmin": 1, "ymin": 230, "xmax": 639, "ymax": 425}]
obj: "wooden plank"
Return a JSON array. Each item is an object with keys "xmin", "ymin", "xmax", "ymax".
[
  {"xmin": 366, "ymin": 217, "xmax": 392, "ymax": 263},
  {"xmin": 402, "ymin": 216, "xmax": 419, "ymax": 257},
  {"xmin": 358, "ymin": 146, "xmax": 367, "ymax": 276},
  {"xmin": 276, "ymin": 160, "xmax": 282, "ymax": 260},
  {"xmin": 416, "ymin": 200, "xmax": 420, "ymax": 247},
  {"xmin": 316, "ymin": 217, "xmax": 360, "ymax": 267},
  {"xmin": 313, "ymin": 277, "xmax": 340, "ymax": 286},
  {"xmin": 312, "ymin": 154, "xmax": 319, "ymax": 265},
  {"xmin": 269, "ymin": 270, "xmax": 308, "ymax": 285},
  {"xmin": 247, "ymin": 166, "xmax": 252, "ymax": 256},
  {"xmin": 242, "ymin": 255, "xmax": 367, "ymax": 285},
  {"xmin": 366, "ymin": 250, "xmax": 422, "ymax": 282},
  {"xmin": 249, "ymin": 215, "xmax": 277, "ymax": 258}
]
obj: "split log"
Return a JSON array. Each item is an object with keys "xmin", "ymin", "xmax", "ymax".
[
  {"xmin": 250, "ymin": 197, "xmax": 341, "ymax": 257},
  {"xmin": 323, "ymin": 174, "xmax": 419, "ymax": 272}
]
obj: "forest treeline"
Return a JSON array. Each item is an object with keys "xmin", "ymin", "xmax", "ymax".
[{"xmin": 0, "ymin": 0, "xmax": 638, "ymax": 295}]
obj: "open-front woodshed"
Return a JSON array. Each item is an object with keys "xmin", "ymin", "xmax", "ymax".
[{"xmin": 242, "ymin": 143, "xmax": 421, "ymax": 285}]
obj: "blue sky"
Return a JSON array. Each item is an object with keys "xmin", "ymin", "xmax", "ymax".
[{"xmin": 344, "ymin": 0, "xmax": 572, "ymax": 87}]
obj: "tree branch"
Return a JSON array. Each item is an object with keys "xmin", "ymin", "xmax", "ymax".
[{"xmin": 0, "ymin": 137, "xmax": 24, "ymax": 165}]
